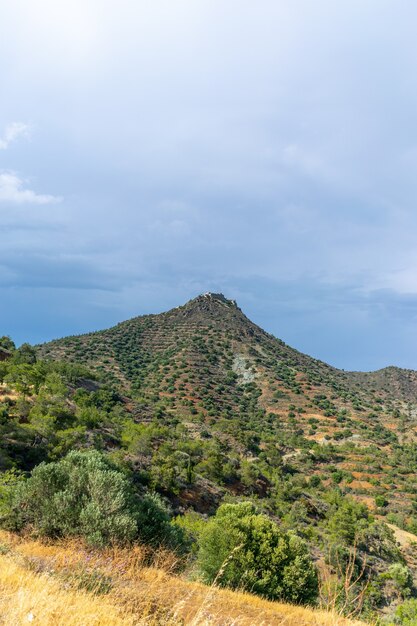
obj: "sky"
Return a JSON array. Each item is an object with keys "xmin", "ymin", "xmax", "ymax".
[{"xmin": 2, "ymin": 1, "xmax": 417, "ymax": 371}]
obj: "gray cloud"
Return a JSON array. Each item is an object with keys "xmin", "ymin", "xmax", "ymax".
[
  {"xmin": 1, "ymin": 1, "xmax": 417, "ymax": 369},
  {"xmin": 0, "ymin": 253, "xmax": 122, "ymax": 290}
]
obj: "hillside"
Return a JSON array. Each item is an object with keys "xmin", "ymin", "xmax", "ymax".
[
  {"xmin": 38, "ymin": 293, "xmax": 417, "ymax": 516},
  {"xmin": 0, "ymin": 530, "xmax": 366, "ymax": 626},
  {"xmin": 2, "ymin": 293, "xmax": 417, "ymax": 622},
  {"xmin": 39, "ymin": 292, "xmax": 417, "ymax": 412}
]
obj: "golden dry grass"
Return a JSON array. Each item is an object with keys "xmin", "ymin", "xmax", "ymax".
[
  {"xmin": 0, "ymin": 556, "xmax": 134, "ymax": 626},
  {"xmin": 0, "ymin": 531, "xmax": 367, "ymax": 626}
]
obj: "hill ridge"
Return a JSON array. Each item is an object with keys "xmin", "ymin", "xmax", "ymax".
[
  {"xmin": 38, "ymin": 293, "xmax": 417, "ymax": 382},
  {"xmin": 37, "ymin": 292, "xmax": 417, "ymax": 433}
]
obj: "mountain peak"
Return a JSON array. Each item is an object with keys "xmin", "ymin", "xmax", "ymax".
[
  {"xmin": 175, "ymin": 292, "xmax": 242, "ymax": 320},
  {"xmin": 196, "ymin": 292, "xmax": 238, "ymax": 307}
]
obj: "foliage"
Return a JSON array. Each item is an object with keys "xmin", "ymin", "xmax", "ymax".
[
  {"xmin": 0, "ymin": 470, "xmax": 24, "ymax": 520},
  {"xmin": 383, "ymin": 563, "xmax": 414, "ymax": 599},
  {"xmin": 12, "ymin": 343, "xmax": 37, "ymax": 365},
  {"xmin": 0, "ymin": 336, "xmax": 15, "ymax": 352},
  {"xmin": 197, "ymin": 502, "xmax": 318, "ymax": 604},
  {"xmin": 4, "ymin": 448, "xmax": 185, "ymax": 551},
  {"xmin": 392, "ymin": 598, "xmax": 417, "ymax": 625},
  {"xmin": 135, "ymin": 491, "xmax": 186, "ymax": 550},
  {"xmin": 327, "ymin": 497, "xmax": 370, "ymax": 544},
  {"xmin": 5, "ymin": 450, "xmax": 138, "ymax": 546}
]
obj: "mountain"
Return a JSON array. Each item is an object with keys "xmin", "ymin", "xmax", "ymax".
[
  {"xmin": 2, "ymin": 292, "xmax": 417, "ymax": 620},
  {"xmin": 38, "ymin": 291, "xmax": 417, "ymax": 424},
  {"xmin": 37, "ymin": 293, "xmax": 417, "ymax": 512}
]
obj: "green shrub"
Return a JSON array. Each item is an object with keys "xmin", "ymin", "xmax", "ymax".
[
  {"xmin": 4, "ymin": 450, "xmax": 183, "ymax": 550},
  {"xmin": 173, "ymin": 510, "xmax": 206, "ymax": 554},
  {"xmin": 5, "ymin": 450, "xmax": 137, "ymax": 546},
  {"xmin": 135, "ymin": 491, "xmax": 185, "ymax": 550},
  {"xmin": 375, "ymin": 494, "xmax": 388, "ymax": 508},
  {"xmin": 385, "ymin": 563, "xmax": 414, "ymax": 599},
  {"xmin": 393, "ymin": 598, "xmax": 417, "ymax": 624},
  {"xmin": 197, "ymin": 502, "xmax": 318, "ymax": 604},
  {"xmin": 327, "ymin": 498, "xmax": 369, "ymax": 544},
  {"xmin": 0, "ymin": 470, "xmax": 24, "ymax": 520}
]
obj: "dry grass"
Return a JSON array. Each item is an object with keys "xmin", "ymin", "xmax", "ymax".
[
  {"xmin": 386, "ymin": 522, "xmax": 417, "ymax": 549},
  {"xmin": 0, "ymin": 531, "xmax": 367, "ymax": 626}
]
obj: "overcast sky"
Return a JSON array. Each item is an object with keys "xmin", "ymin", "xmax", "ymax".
[{"xmin": 2, "ymin": 1, "xmax": 417, "ymax": 370}]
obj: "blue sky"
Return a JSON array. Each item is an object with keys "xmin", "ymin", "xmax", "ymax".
[{"xmin": 2, "ymin": 1, "xmax": 417, "ymax": 371}]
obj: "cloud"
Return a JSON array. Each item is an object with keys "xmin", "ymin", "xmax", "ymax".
[
  {"xmin": 0, "ymin": 171, "xmax": 61, "ymax": 205},
  {"xmin": 3, "ymin": 2, "xmax": 417, "ymax": 368},
  {"xmin": 0, "ymin": 252, "xmax": 120, "ymax": 291},
  {"xmin": 0, "ymin": 122, "xmax": 29, "ymax": 150}
]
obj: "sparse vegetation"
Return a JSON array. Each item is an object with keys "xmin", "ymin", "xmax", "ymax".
[{"xmin": 1, "ymin": 293, "xmax": 417, "ymax": 622}]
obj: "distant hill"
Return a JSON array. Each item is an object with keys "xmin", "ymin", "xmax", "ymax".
[{"xmin": 39, "ymin": 291, "xmax": 417, "ymax": 429}]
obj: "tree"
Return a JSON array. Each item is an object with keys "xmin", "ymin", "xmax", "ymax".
[
  {"xmin": 5, "ymin": 364, "xmax": 41, "ymax": 397},
  {"xmin": 385, "ymin": 563, "xmax": 413, "ymax": 599},
  {"xmin": 0, "ymin": 336, "xmax": 15, "ymax": 352},
  {"xmin": 327, "ymin": 499, "xmax": 369, "ymax": 545},
  {"xmin": 197, "ymin": 502, "xmax": 318, "ymax": 604},
  {"xmin": 12, "ymin": 343, "xmax": 37, "ymax": 365},
  {"xmin": 393, "ymin": 598, "xmax": 417, "ymax": 624},
  {"xmin": 375, "ymin": 494, "xmax": 388, "ymax": 508}
]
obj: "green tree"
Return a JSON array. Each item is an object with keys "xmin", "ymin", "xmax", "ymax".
[
  {"xmin": 393, "ymin": 598, "xmax": 417, "ymax": 624},
  {"xmin": 0, "ymin": 470, "xmax": 24, "ymax": 520},
  {"xmin": 5, "ymin": 364, "xmax": 41, "ymax": 397},
  {"xmin": 0, "ymin": 336, "xmax": 15, "ymax": 352},
  {"xmin": 197, "ymin": 502, "xmax": 318, "ymax": 604},
  {"xmin": 327, "ymin": 498, "xmax": 369, "ymax": 545},
  {"xmin": 385, "ymin": 563, "xmax": 413, "ymax": 599},
  {"xmin": 12, "ymin": 343, "xmax": 37, "ymax": 365},
  {"xmin": 375, "ymin": 494, "xmax": 388, "ymax": 508}
]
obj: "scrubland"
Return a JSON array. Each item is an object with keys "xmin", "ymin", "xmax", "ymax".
[{"xmin": 0, "ymin": 531, "xmax": 366, "ymax": 626}]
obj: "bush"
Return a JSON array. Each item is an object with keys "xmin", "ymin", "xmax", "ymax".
[
  {"xmin": 385, "ymin": 563, "xmax": 413, "ymax": 599},
  {"xmin": 6, "ymin": 450, "xmax": 137, "ymax": 546},
  {"xmin": 0, "ymin": 470, "xmax": 24, "ymax": 520},
  {"xmin": 197, "ymin": 502, "xmax": 318, "ymax": 604},
  {"xmin": 4, "ymin": 450, "xmax": 182, "ymax": 549},
  {"xmin": 393, "ymin": 598, "xmax": 417, "ymax": 624},
  {"xmin": 375, "ymin": 494, "xmax": 388, "ymax": 508},
  {"xmin": 136, "ymin": 491, "xmax": 185, "ymax": 550},
  {"xmin": 327, "ymin": 498, "xmax": 369, "ymax": 544}
]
